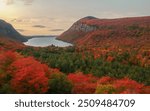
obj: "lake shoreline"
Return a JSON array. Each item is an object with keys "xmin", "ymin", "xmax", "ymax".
[
  {"xmin": 26, "ymin": 35, "xmax": 58, "ymax": 39},
  {"xmin": 25, "ymin": 35, "xmax": 74, "ymax": 45},
  {"xmin": 24, "ymin": 36, "xmax": 73, "ymax": 47},
  {"xmin": 56, "ymin": 37, "xmax": 74, "ymax": 45}
]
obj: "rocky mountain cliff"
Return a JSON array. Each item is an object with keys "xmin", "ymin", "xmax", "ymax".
[
  {"xmin": 57, "ymin": 16, "xmax": 99, "ymax": 42},
  {"xmin": 0, "ymin": 19, "xmax": 27, "ymax": 42},
  {"xmin": 69, "ymin": 16, "xmax": 98, "ymax": 32}
]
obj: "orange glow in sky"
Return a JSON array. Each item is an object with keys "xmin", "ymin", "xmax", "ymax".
[{"xmin": 0, "ymin": 0, "xmax": 150, "ymax": 36}]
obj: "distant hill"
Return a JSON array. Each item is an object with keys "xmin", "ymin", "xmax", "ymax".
[
  {"xmin": 0, "ymin": 19, "xmax": 27, "ymax": 42},
  {"xmin": 58, "ymin": 16, "xmax": 150, "ymax": 47}
]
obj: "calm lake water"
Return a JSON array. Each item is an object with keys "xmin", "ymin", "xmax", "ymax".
[{"xmin": 24, "ymin": 36, "xmax": 73, "ymax": 47}]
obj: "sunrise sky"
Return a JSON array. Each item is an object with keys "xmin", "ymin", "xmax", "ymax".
[{"xmin": 0, "ymin": 0, "xmax": 150, "ymax": 36}]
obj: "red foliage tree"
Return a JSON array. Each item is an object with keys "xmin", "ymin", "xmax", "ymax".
[
  {"xmin": 0, "ymin": 51, "xmax": 18, "ymax": 69},
  {"xmin": 141, "ymin": 86, "xmax": 150, "ymax": 94},
  {"xmin": 98, "ymin": 76, "xmax": 114, "ymax": 85},
  {"xmin": 106, "ymin": 56, "xmax": 115, "ymax": 62},
  {"xmin": 68, "ymin": 72, "xmax": 97, "ymax": 94},
  {"xmin": 0, "ymin": 51, "xmax": 18, "ymax": 88},
  {"xmin": 114, "ymin": 78, "xmax": 144, "ymax": 94},
  {"xmin": 10, "ymin": 57, "xmax": 49, "ymax": 94},
  {"xmin": 96, "ymin": 77, "xmax": 145, "ymax": 94}
]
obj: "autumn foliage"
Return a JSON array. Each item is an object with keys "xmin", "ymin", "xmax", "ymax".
[
  {"xmin": 10, "ymin": 57, "xmax": 49, "ymax": 93},
  {"xmin": 0, "ymin": 51, "xmax": 19, "ymax": 93},
  {"xmin": 68, "ymin": 72, "xmax": 97, "ymax": 94},
  {"xmin": 96, "ymin": 77, "xmax": 144, "ymax": 94},
  {"xmin": 0, "ymin": 48, "xmax": 149, "ymax": 94}
]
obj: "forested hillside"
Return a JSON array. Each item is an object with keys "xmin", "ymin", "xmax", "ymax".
[
  {"xmin": 58, "ymin": 16, "xmax": 150, "ymax": 47},
  {"xmin": 0, "ymin": 16, "xmax": 150, "ymax": 94}
]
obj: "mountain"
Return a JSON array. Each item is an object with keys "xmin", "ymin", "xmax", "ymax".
[
  {"xmin": 58, "ymin": 16, "xmax": 150, "ymax": 47},
  {"xmin": 0, "ymin": 19, "xmax": 27, "ymax": 42},
  {"xmin": 58, "ymin": 16, "xmax": 99, "ymax": 43}
]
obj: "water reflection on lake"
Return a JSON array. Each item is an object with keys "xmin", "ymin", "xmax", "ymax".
[{"xmin": 24, "ymin": 36, "xmax": 73, "ymax": 47}]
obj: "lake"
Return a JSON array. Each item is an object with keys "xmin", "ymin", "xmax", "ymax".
[{"xmin": 24, "ymin": 36, "xmax": 73, "ymax": 47}]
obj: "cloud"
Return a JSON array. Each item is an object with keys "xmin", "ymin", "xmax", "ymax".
[
  {"xmin": 21, "ymin": 0, "xmax": 34, "ymax": 5},
  {"xmin": 4, "ymin": 0, "xmax": 14, "ymax": 5},
  {"xmin": 50, "ymin": 29, "xmax": 64, "ymax": 32},
  {"xmin": 4, "ymin": 0, "xmax": 35, "ymax": 5},
  {"xmin": 32, "ymin": 25, "xmax": 46, "ymax": 28},
  {"xmin": 17, "ymin": 29, "xmax": 26, "ymax": 32},
  {"xmin": 11, "ymin": 18, "xmax": 23, "ymax": 22}
]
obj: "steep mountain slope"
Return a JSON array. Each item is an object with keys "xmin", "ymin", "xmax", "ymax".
[
  {"xmin": 58, "ymin": 16, "xmax": 150, "ymax": 47},
  {"xmin": 58, "ymin": 16, "xmax": 99, "ymax": 43},
  {"xmin": 0, "ymin": 19, "xmax": 27, "ymax": 42}
]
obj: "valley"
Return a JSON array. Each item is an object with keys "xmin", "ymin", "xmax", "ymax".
[{"xmin": 0, "ymin": 16, "xmax": 150, "ymax": 94}]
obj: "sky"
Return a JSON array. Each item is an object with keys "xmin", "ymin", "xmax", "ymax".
[{"xmin": 0, "ymin": 0, "xmax": 150, "ymax": 35}]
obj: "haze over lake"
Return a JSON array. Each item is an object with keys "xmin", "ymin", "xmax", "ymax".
[{"xmin": 24, "ymin": 36, "xmax": 73, "ymax": 47}]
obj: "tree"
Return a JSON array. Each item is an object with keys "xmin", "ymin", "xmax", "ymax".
[
  {"xmin": 114, "ymin": 78, "xmax": 144, "ymax": 94},
  {"xmin": 47, "ymin": 73, "xmax": 73, "ymax": 94},
  {"xmin": 10, "ymin": 57, "xmax": 49, "ymax": 94},
  {"xmin": 95, "ymin": 84, "xmax": 116, "ymax": 94},
  {"xmin": 0, "ymin": 51, "xmax": 18, "ymax": 93},
  {"xmin": 68, "ymin": 72, "xmax": 97, "ymax": 94},
  {"xmin": 96, "ymin": 76, "xmax": 145, "ymax": 94}
]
